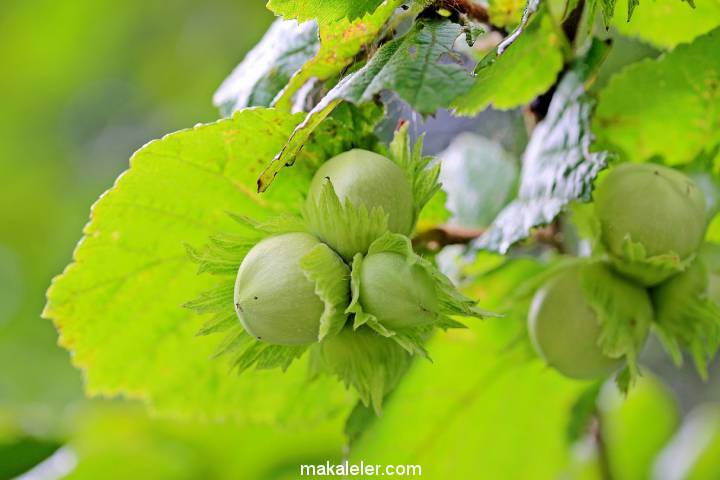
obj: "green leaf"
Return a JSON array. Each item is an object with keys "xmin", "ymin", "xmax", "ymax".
[
  {"xmin": 594, "ymin": 27, "xmax": 720, "ymax": 166},
  {"xmin": 334, "ymin": 17, "xmax": 473, "ymax": 114},
  {"xmin": 64, "ymin": 403, "xmax": 346, "ymax": 480},
  {"xmin": 477, "ymin": 67, "xmax": 610, "ymax": 253},
  {"xmin": 601, "ymin": 0, "xmax": 619, "ymax": 25},
  {"xmin": 274, "ymin": 1, "xmax": 401, "ymax": 110},
  {"xmin": 266, "ymin": 0, "xmax": 388, "ymax": 23},
  {"xmin": 43, "ymin": 108, "xmax": 353, "ymax": 422},
  {"xmin": 488, "ymin": 0, "xmax": 526, "ymax": 27},
  {"xmin": 453, "ymin": 7, "xmax": 565, "ymax": 115},
  {"xmin": 259, "ymin": 18, "xmax": 472, "ymax": 191},
  {"xmin": 300, "ymin": 242, "xmax": 352, "ymax": 340},
  {"xmin": 213, "ymin": 19, "xmax": 319, "ymax": 115},
  {"xmin": 259, "ymin": 102, "xmax": 383, "ymax": 192},
  {"xmin": 349, "ymin": 321, "xmax": 586, "ymax": 478},
  {"xmin": 612, "ymin": 0, "xmax": 720, "ymax": 49},
  {"xmin": 439, "ymin": 133, "xmax": 519, "ymax": 228}
]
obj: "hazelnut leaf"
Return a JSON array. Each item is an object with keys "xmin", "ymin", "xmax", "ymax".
[
  {"xmin": 259, "ymin": 18, "xmax": 473, "ymax": 191},
  {"xmin": 452, "ymin": 6, "xmax": 564, "ymax": 115},
  {"xmin": 43, "ymin": 108, "xmax": 354, "ymax": 422},
  {"xmin": 273, "ymin": 1, "xmax": 402, "ymax": 110},
  {"xmin": 266, "ymin": 0, "xmax": 388, "ymax": 24},
  {"xmin": 594, "ymin": 27, "xmax": 720, "ymax": 166},
  {"xmin": 476, "ymin": 42, "xmax": 612, "ymax": 253}
]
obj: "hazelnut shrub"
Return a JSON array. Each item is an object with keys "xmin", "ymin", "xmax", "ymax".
[{"xmin": 184, "ymin": 127, "xmax": 492, "ymax": 411}]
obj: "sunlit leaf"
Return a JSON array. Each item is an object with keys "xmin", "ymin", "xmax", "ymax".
[
  {"xmin": 594, "ymin": 27, "xmax": 720, "ymax": 166},
  {"xmin": 488, "ymin": 0, "xmax": 525, "ymax": 27},
  {"xmin": 612, "ymin": 0, "xmax": 720, "ymax": 49},
  {"xmin": 349, "ymin": 321, "xmax": 585, "ymax": 478},
  {"xmin": 65, "ymin": 404, "xmax": 345, "ymax": 480},
  {"xmin": 43, "ymin": 108, "xmax": 354, "ymax": 422},
  {"xmin": 274, "ymin": 1, "xmax": 401, "ymax": 110},
  {"xmin": 266, "ymin": 0, "xmax": 387, "ymax": 23},
  {"xmin": 453, "ymin": 6, "xmax": 564, "ymax": 115}
]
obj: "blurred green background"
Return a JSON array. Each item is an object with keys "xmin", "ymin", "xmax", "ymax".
[
  {"xmin": 2, "ymin": 0, "xmax": 720, "ymax": 478},
  {"xmin": 0, "ymin": 1, "xmax": 319, "ymax": 477}
]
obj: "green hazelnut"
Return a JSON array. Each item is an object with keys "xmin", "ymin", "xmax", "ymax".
[
  {"xmin": 308, "ymin": 149, "xmax": 415, "ymax": 236},
  {"xmin": 528, "ymin": 265, "xmax": 646, "ymax": 379},
  {"xmin": 594, "ymin": 163, "xmax": 706, "ymax": 284},
  {"xmin": 234, "ymin": 232, "xmax": 343, "ymax": 345},
  {"xmin": 358, "ymin": 252, "xmax": 438, "ymax": 330}
]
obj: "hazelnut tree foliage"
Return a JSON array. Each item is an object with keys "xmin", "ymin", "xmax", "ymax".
[{"xmin": 43, "ymin": 0, "xmax": 720, "ymax": 476}]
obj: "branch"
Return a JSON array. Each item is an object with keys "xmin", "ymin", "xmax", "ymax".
[
  {"xmin": 413, "ymin": 225, "xmax": 485, "ymax": 251},
  {"xmin": 413, "ymin": 221, "xmax": 565, "ymax": 252},
  {"xmin": 436, "ymin": 0, "xmax": 490, "ymax": 23}
]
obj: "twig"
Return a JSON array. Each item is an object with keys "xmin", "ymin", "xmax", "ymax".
[
  {"xmin": 534, "ymin": 219, "xmax": 566, "ymax": 253},
  {"xmin": 413, "ymin": 220, "xmax": 565, "ymax": 252},
  {"xmin": 413, "ymin": 225, "xmax": 485, "ymax": 251}
]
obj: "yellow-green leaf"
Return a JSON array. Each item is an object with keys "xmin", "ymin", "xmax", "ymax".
[{"xmin": 44, "ymin": 108, "xmax": 353, "ymax": 422}]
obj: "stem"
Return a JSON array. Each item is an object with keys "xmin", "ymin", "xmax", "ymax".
[{"xmin": 413, "ymin": 225, "xmax": 485, "ymax": 250}]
